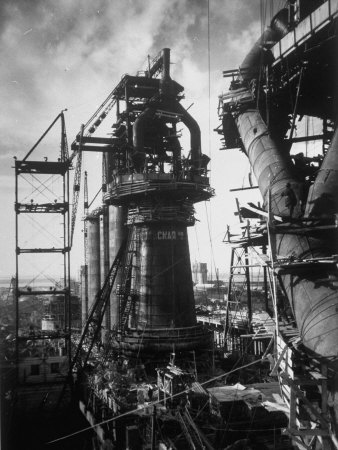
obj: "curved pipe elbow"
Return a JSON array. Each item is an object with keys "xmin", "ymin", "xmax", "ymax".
[
  {"xmin": 175, "ymin": 102, "xmax": 201, "ymax": 169},
  {"xmin": 240, "ymin": 8, "xmax": 289, "ymax": 82}
]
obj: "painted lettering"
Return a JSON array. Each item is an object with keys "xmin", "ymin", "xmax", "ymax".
[{"xmin": 156, "ymin": 230, "xmax": 180, "ymax": 240}]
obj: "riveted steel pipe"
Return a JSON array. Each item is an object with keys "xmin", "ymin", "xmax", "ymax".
[
  {"xmin": 236, "ymin": 109, "xmax": 338, "ymax": 360},
  {"xmin": 231, "ymin": 5, "xmax": 338, "ymax": 361},
  {"xmin": 108, "ymin": 205, "xmax": 128, "ymax": 328},
  {"xmin": 86, "ymin": 215, "xmax": 100, "ymax": 311}
]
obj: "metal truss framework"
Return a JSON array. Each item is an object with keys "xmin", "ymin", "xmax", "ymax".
[{"xmin": 14, "ymin": 111, "xmax": 71, "ymax": 365}]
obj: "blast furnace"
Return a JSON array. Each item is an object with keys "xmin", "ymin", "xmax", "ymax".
[{"xmin": 78, "ymin": 49, "xmax": 214, "ymax": 359}]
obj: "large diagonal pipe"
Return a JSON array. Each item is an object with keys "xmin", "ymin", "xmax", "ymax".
[
  {"xmin": 230, "ymin": 8, "xmax": 338, "ymax": 362},
  {"xmin": 237, "ymin": 110, "xmax": 338, "ymax": 361}
]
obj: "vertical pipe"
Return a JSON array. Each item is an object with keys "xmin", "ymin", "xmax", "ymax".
[
  {"xmin": 100, "ymin": 213, "xmax": 105, "ymax": 284},
  {"xmin": 109, "ymin": 205, "xmax": 128, "ymax": 328},
  {"xmin": 162, "ymin": 48, "xmax": 170, "ymax": 80},
  {"xmin": 201, "ymin": 263, "xmax": 208, "ymax": 284},
  {"xmin": 87, "ymin": 216, "xmax": 101, "ymax": 311},
  {"xmin": 116, "ymin": 98, "xmax": 120, "ymax": 117},
  {"xmin": 100, "ymin": 208, "xmax": 110, "ymax": 334},
  {"xmin": 262, "ymin": 244, "xmax": 269, "ymax": 313},
  {"xmin": 80, "ymin": 264, "xmax": 88, "ymax": 326}
]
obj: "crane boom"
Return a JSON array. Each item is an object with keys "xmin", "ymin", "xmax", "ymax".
[{"xmin": 73, "ymin": 238, "xmax": 126, "ymax": 370}]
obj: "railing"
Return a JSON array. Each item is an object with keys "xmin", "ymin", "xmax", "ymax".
[
  {"xmin": 104, "ymin": 173, "xmax": 214, "ymax": 202},
  {"xmin": 271, "ymin": 0, "xmax": 338, "ymax": 63}
]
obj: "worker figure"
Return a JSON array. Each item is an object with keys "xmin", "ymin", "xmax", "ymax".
[{"xmin": 281, "ymin": 182, "xmax": 297, "ymax": 217}]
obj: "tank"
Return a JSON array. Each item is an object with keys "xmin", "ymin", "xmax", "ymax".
[
  {"xmin": 192, "ymin": 262, "xmax": 208, "ymax": 285},
  {"xmin": 108, "ymin": 205, "xmax": 128, "ymax": 328},
  {"xmin": 80, "ymin": 264, "xmax": 88, "ymax": 324},
  {"xmin": 100, "ymin": 207, "xmax": 110, "ymax": 332},
  {"xmin": 86, "ymin": 214, "xmax": 100, "ymax": 310}
]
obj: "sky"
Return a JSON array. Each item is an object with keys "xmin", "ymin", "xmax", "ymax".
[{"xmin": 0, "ymin": 0, "xmax": 285, "ymax": 284}]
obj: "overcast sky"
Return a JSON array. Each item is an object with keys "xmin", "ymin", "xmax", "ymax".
[{"xmin": 1, "ymin": 0, "xmax": 284, "ymax": 283}]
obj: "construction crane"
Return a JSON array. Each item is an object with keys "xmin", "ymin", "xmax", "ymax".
[
  {"xmin": 69, "ymin": 94, "xmax": 117, "ymax": 247},
  {"xmin": 70, "ymin": 124, "xmax": 84, "ymax": 247},
  {"xmin": 73, "ymin": 239, "xmax": 126, "ymax": 370},
  {"xmin": 68, "ymin": 49, "xmax": 171, "ymax": 248},
  {"xmin": 83, "ymin": 171, "xmax": 89, "ymax": 266},
  {"xmin": 56, "ymin": 239, "xmax": 127, "ymax": 407}
]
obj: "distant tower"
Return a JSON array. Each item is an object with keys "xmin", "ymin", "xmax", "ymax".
[{"xmin": 192, "ymin": 262, "xmax": 208, "ymax": 284}]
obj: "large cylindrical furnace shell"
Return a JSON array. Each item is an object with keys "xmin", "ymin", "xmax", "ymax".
[{"xmin": 131, "ymin": 224, "xmax": 196, "ymax": 328}]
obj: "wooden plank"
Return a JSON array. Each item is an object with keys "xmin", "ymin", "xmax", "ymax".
[
  {"xmin": 308, "ymin": 370, "xmax": 327, "ymax": 381},
  {"xmin": 271, "ymin": 343, "xmax": 289, "ymax": 375},
  {"xmin": 321, "ymin": 364, "xmax": 328, "ymax": 417},
  {"xmin": 281, "ymin": 383, "xmax": 291, "ymax": 400},
  {"xmin": 242, "ymin": 202, "xmax": 283, "ymax": 222},
  {"xmin": 281, "ymin": 373, "xmax": 329, "ymax": 428},
  {"xmin": 289, "ymin": 384, "xmax": 297, "ymax": 430},
  {"xmin": 280, "ymin": 364, "xmax": 294, "ymax": 379}
]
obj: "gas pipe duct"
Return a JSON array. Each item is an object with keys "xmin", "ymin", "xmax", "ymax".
[
  {"xmin": 227, "ymin": 9, "xmax": 338, "ymax": 363},
  {"xmin": 132, "ymin": 48, "xmax": 203, "ymax": 172}
]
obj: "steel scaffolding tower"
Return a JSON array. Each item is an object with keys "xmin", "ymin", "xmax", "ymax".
[{"xmin": 14, "ymin": 111, "xmax": 71, "ymax": 368}]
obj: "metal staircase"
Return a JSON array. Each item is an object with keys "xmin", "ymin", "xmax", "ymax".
[{"xmin": 119, "ymin": 226, "xmax": 141, "ymax": 332}]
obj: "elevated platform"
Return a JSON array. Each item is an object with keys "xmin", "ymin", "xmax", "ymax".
[
  {"xmin": 274, "ymin": 329, "xmax": 338, "ymax": 448},
  {"xmin": 104, "ymin": 172, "xmax": 214, "ymax": 204},
  {"xmin": 15, "ymin": 202, "xmax": 68, "ymax": 214},
  {"xmin": 271, "ymin": 0, "xmax": 338, "ymax": 64},
  {"xmin": 108, "ymin": 324, "xmax": 213, "ymax": 358},
  {"xmin": 15, "ymin": 160, "xmax": 69, "ymax": 175}
]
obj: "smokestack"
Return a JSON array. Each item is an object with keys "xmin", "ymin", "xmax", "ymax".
[
  {"xmin": 108, "ymin": 205, "xmax": 128, "ymax": 328},
  {"xmin": 86, "ymin": 214, "xmax": 100, "ymax": 311},
  {"xmin": 80, "ymin": 264, "xmax": 88, "ymax": 324}
]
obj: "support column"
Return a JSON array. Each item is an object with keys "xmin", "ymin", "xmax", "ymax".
[{"xmin": 108, "ymin": 205, "xmax": 128, "ymax": 328}]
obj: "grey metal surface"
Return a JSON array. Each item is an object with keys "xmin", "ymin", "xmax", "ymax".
[
  {"xmin": 108, "ymin": 205, "xmax": 128, "ymax": 328},
  {"xmin": 87, "ymin": 216, "xmax": 100, "ymax": 311}
]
